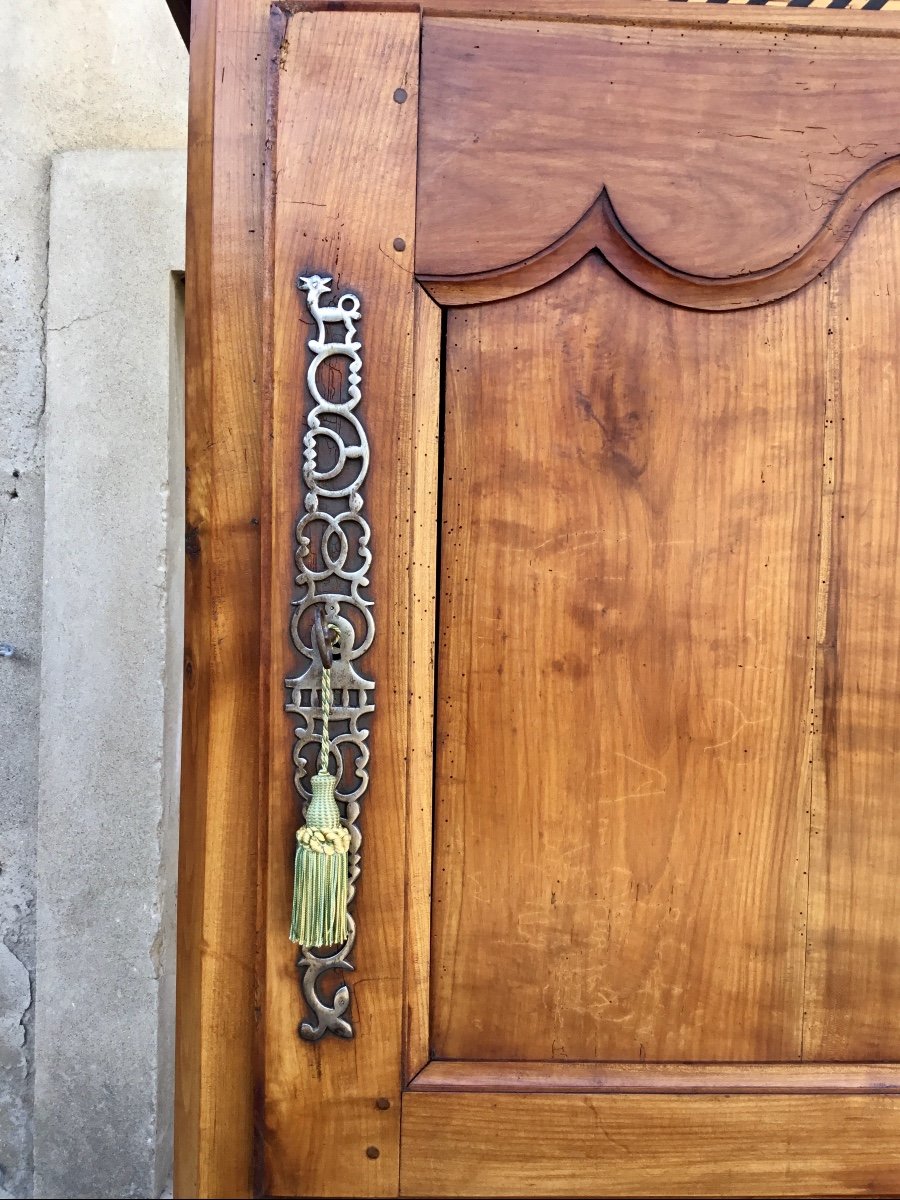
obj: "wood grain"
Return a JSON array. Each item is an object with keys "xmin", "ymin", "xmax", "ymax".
[
  {"xmin": 180, "ymin": 3, "xmax": 900, "ymax": 1194},
  {"xmin": 400, "ymin": 1093, "xmax": 900, "ymax": 1197},
  {"xmin": 262, "ymin": 9, "xmax": 420, "ymax": 1196},
  {"xmin": 410, "ymin": 1061, "xmax": 900, "ymax": 1093},
  {"xmin": 421, "ymin": 159, "xmax": 900, "ymax": 312},
  {"xmin": 803, "ymin": 193, "xmax": 900, "ymax": 1060},
  {"xmin": 416, "ymin": 17, "xmax": 900, "ymax": 279},
  {"xmin": 403, "ymin": 288, "xmax": 442, "ymax": 1083},
  {"xmin": 175, "ymin": 5, "xmax": 215, "ymax": 1192},
  {"xmin": 431, "ymin": 254, "xmax": 823, "ymax": 1062},
  {"xmin": 279, "ymin": 0, "xmax": 900, "ymax": 37},
  {"xmin": 175, "ymin": 0, "xmax": 267, "ymax": 1195}
]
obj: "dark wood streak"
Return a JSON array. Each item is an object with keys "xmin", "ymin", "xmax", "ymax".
[{"xmin": 420, "ymin": 156, "xmax": 900, "ymax": 311}]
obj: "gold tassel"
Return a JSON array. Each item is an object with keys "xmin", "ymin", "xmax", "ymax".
[
  {"xmin": 290, "ymin": 770, "xmax": 350, "ymax": 946},
  {"xmin": 290, "ymin": 654, "xmax": 351, "ymax": 948}
]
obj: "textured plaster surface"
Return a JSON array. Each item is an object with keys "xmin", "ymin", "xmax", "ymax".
[
  {"xmin": 36, "ymin": 149, "xmax": 185, "ymax": 1200},
  {"xmin": 0, "ymin": 3, "xmax": 186, "ymax": 1196}
]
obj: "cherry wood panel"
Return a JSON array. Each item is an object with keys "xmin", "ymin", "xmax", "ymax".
[
  {"xmin": 400, "ymin": 1093, "xmax": 900, "ymax": 1197},
  {"xmin": 421, "ymin": 159, "xmax": 900, "ymax": 312},
  {"xmin": 416, "ymin": 16, "xmax": 900, "ymax": 280},
  {"xmin": 180, "ymin": 3, "xmax": 900, "ymax": 1195},
  {"xmin": 432, "ymin": 254, "xmax": 823, "ymax": 1062},
  {"xmin": 804, "ymin": 194, "xmax": 900, "ymax": 1060},
  {"xmin": 411, "ymin": 1061, "xmax": 900, "ymax": 1093},
  {"xmin": 175, "ymin": 1, "xmax": 267, "ymax": 1195},
  {"xmin": 262, "ymin": 8, "xmax": 419, "ymax": 1196}
]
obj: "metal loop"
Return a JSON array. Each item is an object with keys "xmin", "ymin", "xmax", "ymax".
[{"xmin": 312, "ymin": 609, "xmax": 336, "ymax": 668}]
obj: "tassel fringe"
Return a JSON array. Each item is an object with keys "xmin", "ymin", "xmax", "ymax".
[
  {"xmin": 290, "ymin": 768, "xmax": 351, "ymax": 948},
  {"xmin": 290, "ymin": 838, "xmax": 350, "ymax": 947}
]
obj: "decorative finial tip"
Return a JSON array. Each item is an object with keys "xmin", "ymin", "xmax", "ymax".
[{"xmin": 297, "ymin": 273, "xmax": 331, "ymax": 294}]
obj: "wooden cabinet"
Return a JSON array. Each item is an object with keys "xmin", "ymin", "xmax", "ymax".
[{"xmin": 176, "ymin": 2, "xmax": 900, "ymax": 1195}]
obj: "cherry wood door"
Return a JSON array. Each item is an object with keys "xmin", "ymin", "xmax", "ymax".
[{"xmin": 177, "ymin": 2, "xmax": 900, "ymax": 1196}]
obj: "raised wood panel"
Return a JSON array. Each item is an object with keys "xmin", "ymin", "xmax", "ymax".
[
  {"xmin": 804, "ymin": 194, "xmax": 900, "ymax": 1060},
  {"xmin": 416, "ymin": 16, "xmax": 900, "ymax": 279},
  {"xmin": 432, "ymin": 254, "xmax": 823, "ymax": 1062},
  {"xmin": 421, "ymin": 160, "xmax": 900, "ymax": 312},
  {"xmin": 262, "ymin": 8, "xmax": 420, "ymax": 1196},
  {"xmin": 400, "ymin": 1093, "xmax": 900, "ymax": 1197}
]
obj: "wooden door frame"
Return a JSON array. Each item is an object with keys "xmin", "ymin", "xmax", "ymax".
[{"xmin": 174, "ymin": 2, "xmax": 900, "ymax": 1196}]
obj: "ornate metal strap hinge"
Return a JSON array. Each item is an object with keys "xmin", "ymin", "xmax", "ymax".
[{"xmin": 285, "ymin": 274, "xmax": 373, "ymax": 1041}]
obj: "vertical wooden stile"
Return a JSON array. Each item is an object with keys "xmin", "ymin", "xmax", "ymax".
[
  {"xmin": 175, "ymin": 0, "xmax": 268, "ymax": 1196},
  {"xmin": 263, "ymin": 8, "xmax": 421, "ymax": 1195}
]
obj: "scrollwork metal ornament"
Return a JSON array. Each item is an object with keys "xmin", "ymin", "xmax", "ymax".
[{"xmin": 285, "ymin": 274, "xmax": 373, "ymax": 1040}]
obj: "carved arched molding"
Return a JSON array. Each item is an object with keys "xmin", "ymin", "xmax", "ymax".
[{"xmin": 420, "ymin": 156, "xmax": 900, "ymax": 312}]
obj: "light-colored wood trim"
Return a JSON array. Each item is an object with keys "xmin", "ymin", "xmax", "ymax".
[
  {"xmin": 400, "ymin": 1092, "xmax": 900, "ymax": 1196},
  {"xmin": 262, "ymin": 8, "xmax": 421, "ymax": 1196},
  {"xmin": 403, "ymin": 289, "xmax": 442, "ymax": 1083},
  {"xmin": 174, "ymin": 0, "xmax": 267, "ymax": 1196},
  {"xmin": 409, "ymin": 1060, "xmax": 900, "ymax": 1094}
]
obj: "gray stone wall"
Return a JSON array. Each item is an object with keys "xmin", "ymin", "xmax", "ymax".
[
  {"xmin": 37, "ymin": 149, "xmax": 185, "ymax": 1200},
  {"xmin": 0, "ymin": 5, "xmax": 186, "ymax": 1197}
]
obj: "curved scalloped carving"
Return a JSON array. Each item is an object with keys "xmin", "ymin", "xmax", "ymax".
[{"xmin": 420, "ymin": 156, "xmax": 900, "ymax": 311}]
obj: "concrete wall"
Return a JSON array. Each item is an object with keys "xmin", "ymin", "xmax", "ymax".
[
  {"xmin": 37, "ymin": 149, "xmax": 185, "ymax": 1200},
  {"xmin": 0, "ymin": 5, "xmax": 187, "ymax": 1197}
]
